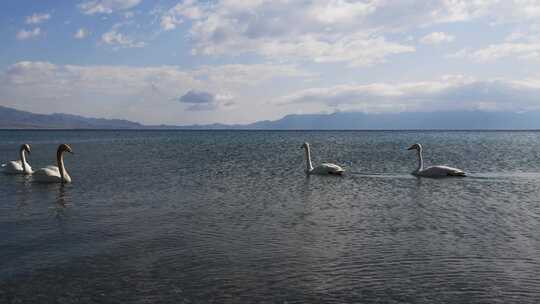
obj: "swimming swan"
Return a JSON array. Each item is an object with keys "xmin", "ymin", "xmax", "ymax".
[
  {"xmin": 302, "ymin": 142, "xmax": 344, "ymax": 175},
  {"xmin": 1, "ymin": 144, "xmax": 33, "ymax": 174},
  {"xmin": 33, "ymin": 144, "xmax": 74, "ymax": 184},
  {"xmin": 407, "ymin": 143, "xmax": 465, "ymax": 178}
]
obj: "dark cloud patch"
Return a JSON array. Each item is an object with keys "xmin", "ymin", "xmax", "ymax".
[
  {"xmin": 178, "ymin": 90, "xmax": 216, "ymax": 104},
  {"xmin": 178, "ymin": 89, "xmax": 224, "ymax": 111}
]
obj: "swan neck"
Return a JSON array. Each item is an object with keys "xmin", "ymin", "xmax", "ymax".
[
  {"xmin": 57, "ymin": 150, "xmax": 66, "ymax": 183},
  {"xmin": 20, "ymin": 147, "xmax": 28, "ymax": 172},
  {"xmin": 416, "ymin": 148, "xmax": 424, "ymax": 171},
  {"xmin": 304, "ymin": 146, "xmax": 314, "ymax": 172}
]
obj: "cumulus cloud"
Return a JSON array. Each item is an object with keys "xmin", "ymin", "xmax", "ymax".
[
  {"xmin": 153, "ymin": 0, "xmax": 540, "ymax": 67},
  {"xmin": 0, "ymin": 62, "xmax": 200, "ymax": 123},
  {"xmin": 99, "ymin": 21, "xmax": 146, "ymax": 49},
  {"xmin": 279, "ymin": 76, "xmax": 540, "ymax": 113},
  {"xmin": 160, "ymin": 16, "xmax": 178, "ymax": 31},
  {"xmin": 79, "ymin": 0, "xmax": 142, "ymax": 15},
  {"xmin": 74, "ymin": 28, "xmax": 89, "ymax": 39},
  {"xmin": 450, "ymin": 23, "xmax": 540, "ymax": 62},
  {"xmin": 101, "ymin": 23, "xmax": 146, "ymax": 49},
  {"xmin": 160, "ymin": 0, "xmax": 420, "ymax": 66},
  {"xmin": 156, "ymin": 0, "xmax": 540, "ymax": 67},
  {"xmin": 101, "ymin": 29, "xmax": 145, "ymax": 48},
  {"xmin": 16, "ymin": 28, "xmax": 41, "ymax": 40},
  {"xmin": 160, "ymin": 0, "xmax": 204, "ymax": 31},
  {"xmin": 192, "ymin": 64, "xmax": 313, "ymax": 86},
  {"xmin": 432, "ymin": 1, "xmax": 540, "ymax": 63},
  {"xmin": 0, "ymin": 61, "xmax": 309, "ymax": 124},
  {"xmin": 420, "ymin": 32, "xmax": 454, "ymax": 45},
  {"xmin": 26, "ymin": 13, "xmax": 51, "ymax": 24},
  {"xmin": 428, "ymin": 0, "xmax": 540, "ymax": 24},
  {"xmin": 451, "ymin": 43, "xmax": 540, "ymax": 62}
]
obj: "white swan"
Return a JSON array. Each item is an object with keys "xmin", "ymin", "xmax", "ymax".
[
  {"xmin": 302, "ymin": 142, "xmax": 344, "ymax": 175},
  {"xmin": 407, "ymin": 143, "xmax": 465, "ymax": 178},
  {"xmin": 33, "ymin": 144, "xmax": 74, "ymax": 184},
  {"xmin": 1, "ymin": 144, "xmax": 33, "ymax": 174}
]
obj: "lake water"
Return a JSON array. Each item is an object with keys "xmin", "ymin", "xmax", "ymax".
[{"xmin": 1, "ymin": 130, "xmax": 540, "ymax": 303}]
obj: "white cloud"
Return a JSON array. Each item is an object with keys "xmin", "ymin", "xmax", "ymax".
[
  {"xmin": 74, "ymin": 28, "xmax": 89, "ymax": 39},
  {"xmin": 26, "ymin": 13, "xmax": 51, "ymax": 24},
  {"xmin": 101, "ymin": 30, "xmax": 145, "ymax": 48},
  {"xmin": 451, "ymin": 43, "xmax": 540, "ymax": 62},
  {"xmin": 429, "ymin": 0, "xmax": 540, "ymax": 24},
  {"xmin": 100, "ymin": 20, "xmax": 147, "ymax": 49},
  {"xmin": 160, "ymin": 15, "xmax": 178, "ymax": 31},
  {"xmin": 160, "ymin": 0, "xmax": 421, "ymax": 66},
  {"xmin": 449, "ymin": 21, "xmax": 540, "ymax": 62},
  {"xmin": 192, "ymin": 64, "xmax": 313, "ymax": 86},
  {"xmin": 0, "ymin": 61, "xmax": 310, "ymax": 124},
  {"xmin": 279, "ymin": 76, "xmax": 540, "ymax": 113},
  {"xmin": 433, "ymin": 2, "xmax": 540, "ymax": 63},
  {"xmin": 155, "ymin": 0, "xmax": 540, "ymax": 67},
  {"xmin": 160, "ymin": 0, "xmax": 204, "ymax": 31},
  {"xmin": 79, "ymin": 0, "xmax": 142, "ymax": 15},
  {"xmin": 308, "ymin": 0, "xmax": 377, "ymax": 24},
  {"xmin": 16, "ymin": 28, "xmax": 41, "ymax": 40},
  {"xmin": 420, "ymin": 32, "xmax": 455, "ymax": 45}
]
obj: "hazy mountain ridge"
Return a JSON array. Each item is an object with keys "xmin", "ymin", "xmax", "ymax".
[
  {"xmin": 3, "ymin": 105, "xmax": 540, "ymax": 130},
  {"xmin": 246, "ymin": 111, "xmax": 540, "ymax": 130},
  {"xmin": 0, "ymin": 106, "xmax": 143, "ymax": 129}
]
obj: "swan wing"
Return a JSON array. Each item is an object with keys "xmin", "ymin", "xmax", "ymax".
[
  {"xmin": 2, "ymin": 160, "xmax": 23, "ymax": 174},
  {"xmin": 33, "ymin": 166, "xmax": 61, "ymax": 183},
  {"xmin": 311, "ymin": 163, "xmax": 345, "ymax": 175},
  {"xmin": 418, "ymin": 165, "xmax": 466, "ymax": 178}
]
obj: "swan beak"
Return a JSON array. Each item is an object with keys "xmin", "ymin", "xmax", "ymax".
[{"xmin": 407, "ymin": 146, "xmax": 415, "ymax": 150}]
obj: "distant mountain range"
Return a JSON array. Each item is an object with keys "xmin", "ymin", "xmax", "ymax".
[
  {"xmin": 3, "ymin": 105, "xmax": 540, "ymax": 130},
  {"xmin": 243, "ymin": 111, "xmax": 540, "ymax": 130},
  {"xmin": 0, "ymin": 106, "xmax": 143, "ymax": 129}
]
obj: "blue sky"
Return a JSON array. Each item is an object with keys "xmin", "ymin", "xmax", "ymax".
[{"xmin": 3, "ymin": 0, "xmax": 540, "ymax": 125}]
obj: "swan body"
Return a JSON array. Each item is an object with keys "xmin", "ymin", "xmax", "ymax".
[
  {"xmin": 33, "ymin": 166, "xmax": 71, "ymax": 183},
  {"xmin": 302, "ymin": 142, "xmax": 344, "ymax": 175},
  {"xmin": 33, "ymin": 144, "xmax": 73, "ymax": 184},
  {"xmin": 407, "ymin": 143, "xmax": 465, "ymax": 178},
  {"xmin": 1, "ymin": 144, "xmax": 32, "ymax": 174}
]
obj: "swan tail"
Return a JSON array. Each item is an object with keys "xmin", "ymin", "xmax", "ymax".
[
  {"xmin": 329, "ymin": 168, "xmax": 345, "ymax": 175},
  {"xmin": 448, "ymin": 171, "xmax": 466, "ymax": 177}
]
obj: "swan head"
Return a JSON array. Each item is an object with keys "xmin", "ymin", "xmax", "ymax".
[
  {"xmin": 20, "ymin": 144, "xmax": 31, "ymax": 154},
  {"xmin": 407, "ymin": 143, "xmax": 422, "ymax": 151},
  {"xmin": 58, "ymin": 143, "xmax": 74, "ymax": 154},
  {"xmin": 301, "ymin": 142, "xmax": 310, "ymax": 149}
]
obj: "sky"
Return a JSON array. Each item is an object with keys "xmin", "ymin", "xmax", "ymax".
[{"xmin": 3, "ymin": 0, "xmax": 540, "ymax": 125}]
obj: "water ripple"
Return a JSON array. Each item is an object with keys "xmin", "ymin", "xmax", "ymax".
[{"xmin": 1, "ymin": 130, "xmax": 540, "ymax": 303}]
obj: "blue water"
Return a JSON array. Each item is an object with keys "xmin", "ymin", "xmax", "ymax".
[{"xmin": 1, "ymin": 130, "xmax": 540, "ymax": 303}]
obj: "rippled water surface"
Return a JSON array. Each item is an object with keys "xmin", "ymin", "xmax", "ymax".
[{"xmin": 1, "ymin": 130, "xmax": 540, "ymax": 303}]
